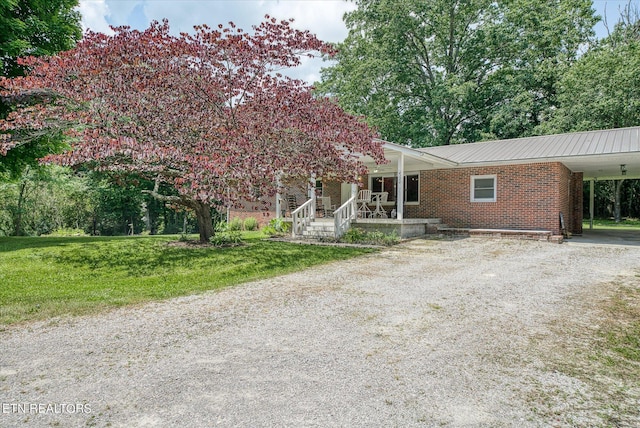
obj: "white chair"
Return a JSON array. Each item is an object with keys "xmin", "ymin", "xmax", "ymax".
[
  {"xmin": 371, "ymin": 192, "xmax": 388, "ymax": 218},
  {"xmin": 318, "ymin": 196, "xmax": 336, "ymax": 217},
  {"xmin": 356, "ymin": 190, "xmax": 372, "ymax": 218}
]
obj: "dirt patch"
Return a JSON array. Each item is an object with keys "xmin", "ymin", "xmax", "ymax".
[{"xmin": 527, "ymin": 271, "xmax": 640, "ymax": 426}]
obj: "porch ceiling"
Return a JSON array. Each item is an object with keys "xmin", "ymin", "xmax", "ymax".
[{"xmin": 561, "ymin": 153, "xmax": 640, "ymax": 181}]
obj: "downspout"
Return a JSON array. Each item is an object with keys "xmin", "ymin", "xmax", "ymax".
[{"xmin": 589, "ymin": 179, "xmax": 594, "ymax": 230}]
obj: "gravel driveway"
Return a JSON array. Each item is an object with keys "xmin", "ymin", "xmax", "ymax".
[{"xmin": 1, "ymin": 237, "xmax": 640, "ymax": 427}]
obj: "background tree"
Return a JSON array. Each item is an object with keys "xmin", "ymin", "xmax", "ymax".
[
  {"xmin": 318, "ymin": 0, "xmax": 597, "ymax": 147},
  {"xmin": 540, "ymin": 4, "xmax": 640, "ymax": 134},
  {"xmin": 542, "ymin": 4, "xmax": 640, "ymax": 223},
  {"xmin": 0, "ymin": 0, "xmax": 81, "ymax": 177},
  {"xmin": 0, "ymin": 18, "xmax": 384, "ymax": 242}
]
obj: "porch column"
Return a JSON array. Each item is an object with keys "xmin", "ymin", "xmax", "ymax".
[
  {"xmin": 351, "ymin": 182, "xmax": 358, "ymax": 216},
  {"xmin": 589, "ymin": 179, "xmax": 595, "ymax": 230},
  {"xmin": 309, "ymin": 173, "xmax": 316, "ymax": 220},
  {"xmin": 275, "ymin": 172, "xmax": 282, "ymax": 219},
  {"xmin": 397, "ymin": 152, "xmax": 404, "ymax": 220}
]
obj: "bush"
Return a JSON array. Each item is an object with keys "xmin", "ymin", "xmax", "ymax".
[
  {"xmin": 228, "ymin": 217, "xmax": 243, "ymax": 231},
  {"xmin": 243, "ymin": 217, "xmax": 259, "ymax": 231},
  {"xmin": 340, "ymin": 228, "xmax": 400, "ymax": 246},
  {"xmin": 209, "ymin": 230, "xmax": 243, "ymax": 247},
  {"xmin": 262, "ymin": 218, "xmax": 291, "ymax": 236}
]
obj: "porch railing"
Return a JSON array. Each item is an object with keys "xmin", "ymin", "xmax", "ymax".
[
  {"xmin": 333, "ymin": 195, "xmax": 357, "ymax": 239},
  {"xmin": 291, "ymin": 197, "xmax": 315, "ymax": 237}
]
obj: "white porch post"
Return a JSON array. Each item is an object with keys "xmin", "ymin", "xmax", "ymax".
[
  {"xmin": 308, "ymin": 174, "xmax": 316, "ymax": 199},
  {"xmin": 397, "ymin": 153, "xmax": 404, "ymax": 220},
  {"xmin": 309, "ymin": 173, "xmax": 316, "ymax": 220},
  {"xmin": 589, "ymin": 179, "xmax": 595, "ymax": 230},
  {"xmin": 351, "ymin": 182, "xmax": 358, "ymax": 217},
  {"xmin": 275, "ymin": 172, "xmax": 282, "ymax": 219}
]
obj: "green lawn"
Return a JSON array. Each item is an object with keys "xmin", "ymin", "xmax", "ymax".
[
  {"xmin": 0, "ymin": 234, "xmax": 376, "ymax": 325},
  {"xmin": 583, "ymin": 218, "xmax": 640, "ymax": 230}
]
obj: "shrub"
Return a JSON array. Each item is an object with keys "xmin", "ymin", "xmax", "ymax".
[
  {"xmin": 341, "ymin": 227, "xmax": 366, "ymax": 243},
  {"xmin": 215, "ymin": 221, "xmax": 229, "ymax": 233},
  {"xmin": 209, "ymin": 230, "xmax": 243, "ymax": 247},
  {"xmin": 340, "ymin": 228, "xmax": 400, "ymax": 246},
  {"xmin": 228, "ymin": 217, "xmax": 243, "ymax": 231},
  {"xmin": 262, "ymin": 218, "xmax": 291, "ymax": 236},
  {"xmin": 243, "ymin": 217, "xmax": 259, "ymax": 231}
]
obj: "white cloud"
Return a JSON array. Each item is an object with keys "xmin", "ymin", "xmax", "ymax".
[
  {"xmin": 265, "ymin": 1, "xmax": 356, "ymax": 42},
  {"xmin": 78, "ymin": 0, "xmax": 113, "ymax": 34}
]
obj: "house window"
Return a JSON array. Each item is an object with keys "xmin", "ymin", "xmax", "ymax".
[
  {"xmin": 370, "ymin": 173, "xmax": 419, "ymax": 203},
  {"xmin": 371, "ymin": 176, "xmax": 396, "ymax": 202},
  {"xmin": 405, "ymin": 174, "xmax": 419, "ymax": 203},
  {"xmin": 471, "ymin": 175, "xmax": 496, "ymax": 202}
]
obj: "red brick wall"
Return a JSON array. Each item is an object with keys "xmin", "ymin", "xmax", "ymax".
[
  {"xmin": 321, "ymin": 181, "xmax": 342, "ymax": 206},
  {"xmin": 409, "ymin": 162, "xmax": 582, "ymax": 235},
  {"xmin": 227, "ymin": 196, "xmax": 278, "ymax": 226}
]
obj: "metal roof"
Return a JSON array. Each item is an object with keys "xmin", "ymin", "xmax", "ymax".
[{"xmin": 418, "ymin": 126, "xmax": 640, "ymax": 180}]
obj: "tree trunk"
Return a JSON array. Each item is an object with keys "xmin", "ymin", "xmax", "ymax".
[
  {"xmin": 13, "ymin": 178, "xmax": 28, "ymax": 236},
  {"xmin": 614, "ymin": 179, "xmax": 625, "ymax": 223},
  {"xmin": 194, "ymin": 201, "xmax": 214, "ymax": 243}
]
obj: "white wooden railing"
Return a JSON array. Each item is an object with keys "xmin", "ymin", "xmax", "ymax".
[
  {"xmin": 291, "ymin": 197, "xmax": 315, "ymax": 237},
  {"xmin": 333, "ymin": 195, "xmax": 357, "ymax": 239}
]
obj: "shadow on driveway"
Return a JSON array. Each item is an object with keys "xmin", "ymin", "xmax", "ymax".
[{"xmin": 568, "ymin": 228, "xmax": 640, "ymax": 247}]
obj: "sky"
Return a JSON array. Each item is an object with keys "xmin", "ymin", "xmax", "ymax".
[
  {"xmin": 77, "ymin": 0, "xmax": 358, "ymax": 83},
  {"xmin": 77, "ymin": 0, "xmax": 636, "ymax": 84}
]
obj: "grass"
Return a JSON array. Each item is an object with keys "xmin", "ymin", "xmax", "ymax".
[
  {"xmin": 535, "ymin": 276, "xmax": 640, "ymax": 424},
  {"xmin": 0, "ymin": 233, "xmax": 376, "ymax": 325},
  {"xmin": 583, "ymin": 217, "xmax": 640, "ymax": 230}
]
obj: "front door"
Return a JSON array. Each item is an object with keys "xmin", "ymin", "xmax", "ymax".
[{"xmin": 341, "ymin": 183, "xmax": 352, "ymax": 205}]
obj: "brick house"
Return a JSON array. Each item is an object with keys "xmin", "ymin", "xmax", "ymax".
[{"xmin": 231, "ymin": 126, "xmax": 640, "ymax": 239}]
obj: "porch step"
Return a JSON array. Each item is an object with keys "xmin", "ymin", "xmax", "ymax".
[{"xmin": 302, "ymin": 220, "xmax": 336, "ymax": 238}]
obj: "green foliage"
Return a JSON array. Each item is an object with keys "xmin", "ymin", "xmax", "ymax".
[
  {"xmin": 0, "ymin": 165, "xmax": 92, "ymax": 236},
  {"xmin": 228, "ymin": 217, "xmax": 243, "ymax": 231},
  {"xmin": 340, "ymin": 228, "xmax": 400, "ymax": 246},
  {"xmin": 0, "ymin": 167, "xmax": 199, "ymax": 237},
  {"xmin": 0, "ymin": 235, "xmax": 376, "ymax": 324},
  {"xmin": 542, "ymin": 41, "xmax": 640, "ymax": 133},
  {"xmin": 0, "ymin": 0, "xmax": 81, "ymax": 77},
  {"xmin": 0, "ymin": 0, "xmax": 82, "ymax": 178},
  {"xmin": 318, "ymin": 0, "xmax": 597, "ymax": 146},
  {"xmin": 243, "ymin": 217, "xmax": 259, "ymax": 231},
  {"xmin": 209, "ymin": 230, "xmax": 244, "ymax": 247},
  {"xmin": 262, "ymin": 217, "xmax": 291, "ymax": 236},
  {"xmin": 537, "ymin": 6, "xmax": 640, "ymax": 134}
]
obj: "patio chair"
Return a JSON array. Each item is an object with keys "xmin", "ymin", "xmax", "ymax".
[
  {"xmin": 356, "ymin": 189, "xmax": 372, "ymax": 218},
  {"xmin": 371, "ymin": 192, "xmax": 388, "ymax": 218},
  {"xmin": 318, "ymin": 196, "xmax": 336, "ymax": 217}
]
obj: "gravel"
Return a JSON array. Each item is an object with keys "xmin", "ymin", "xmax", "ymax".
[{"xmin": 1, "ymin": 237, "xmax": 640, "ymax": 427}]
